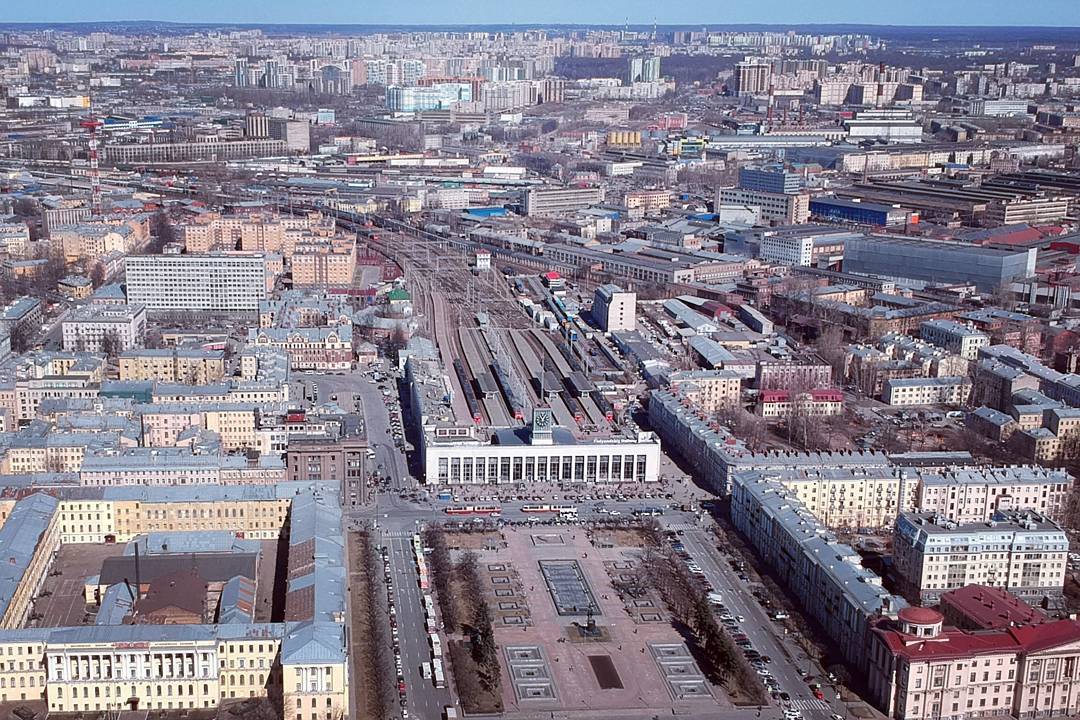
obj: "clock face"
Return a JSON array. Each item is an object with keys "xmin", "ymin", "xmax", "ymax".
[{"xmin": 534, "ymin": 409, "xmax": 552, "ymax": 429}]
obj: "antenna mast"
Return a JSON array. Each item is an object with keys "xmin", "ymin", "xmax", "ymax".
[{"xmin": 80, "ymin": 74, "xmax": 103, "ymax": 217}]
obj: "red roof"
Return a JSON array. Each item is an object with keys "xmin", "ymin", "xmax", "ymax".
[
  {"xmin": 543, "ymin": 271, "xmax": 562, "ymax": 280},
  {"xmin": 809, "ymin": 389, "xmax": 843, "ymax": 402},
  {"xmin": 874, "ymin": 617, "xmax": 1080, "ymax": 662},
  {"xmin": 940, "ymin": 585, "xmax": 1047, "ymax": 631},
  {"xmin": 760, "ymin": 390, "xmax": 790, "ymax": 402},
  {"xmin": 899, "ymin": 607, "xmax": 944, "ymax": 625}
]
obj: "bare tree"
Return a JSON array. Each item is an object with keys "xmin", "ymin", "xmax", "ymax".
[{"xmin": 89, "ymin": 262, "xmax": 106, "ymax": 288}]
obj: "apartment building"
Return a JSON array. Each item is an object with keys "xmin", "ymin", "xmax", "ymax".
[
  {"xmin": 913, "ymin": 467, "xmax": 1071, "ymax": 524},
  {"xmin": 882, "ymin": 376, "xmax": 972, "ymax": 406},
  {"xmin": 666, "ymin": 369, "xmax": 743, "ymax": 414},
  {"xmin": 13, "ymin": 353, "xmax": 105, "ymax": 422},
  {"xmin": 139, "ymin": 403, "xmax": 263, "ymax": 451},
  {"xmin": 50, "ymin": 223, "xmax": 135, "ymax": 262},
  {"xmin": 62, "ymin": 304, "xmax": 147, "ymax": 354},
  {"xmin": 894, "ymin": 510, "xmax": 1068, "ymax": 603},
  {"xmin": 290, "ymin": 242, "xmax": 356, "ymax": 288},
  {"xmin": 181, "ymin": 212, "xmax": 334, "ymax": 256},
  {"xmin": 920, "ymin": 319, "xmax": 990, "ymax": 360},
  {"xmin": 119, "ymin": 348, "xmax": 226, "ymax": 384},
  {"xmin": 78, "ymin": 448, "xmax": 284, "ymax": 490},
  {"xmin": 763, "ymin": 466, "xmax": 916, "ymax": 530},
  {"xmin": 729, "ymin": 469, "xmax": 906, "ymax": 668},
  {"xmin": 125, "ymin": 254, "xmax": 272, "ymax": 312}
]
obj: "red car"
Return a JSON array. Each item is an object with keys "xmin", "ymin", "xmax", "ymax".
[{"xmin": 398, "ymin": 681, "xmax": 406, "ymax": 697}]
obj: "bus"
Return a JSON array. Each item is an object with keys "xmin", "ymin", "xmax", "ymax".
[
  {"xmin": 521, "ymin": 504, "xmax": 553, "ymax": 513},
  {"xmin": 429, "ymin": 633, "xmax": 442, "ymax": 658},
  {"xmin": 433, "ymin": 659, "xmax": 446, "ymax": 688},
  {"xmin": 553, "ymin": 504, "xmax": 578, "ymax": 517}
]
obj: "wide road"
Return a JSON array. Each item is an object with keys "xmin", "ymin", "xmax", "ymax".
[
  {"xmin": 678, "ymin": 527, "xmax": 844, "ymax": 720},
  {"xmin": 384, "ymin": 530, "xmax": 454, "ymax": 720}
]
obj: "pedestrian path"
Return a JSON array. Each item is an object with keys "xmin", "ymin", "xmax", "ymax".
[{"xmin": 789, "ymin": 698, "xmax": 831, "ymax": 711}]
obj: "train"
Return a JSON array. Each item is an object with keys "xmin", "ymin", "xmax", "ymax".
[
  {"xmin": 444, "ymin": 504, "xmax": 502, "ymax": 516},
  {"xmin": 452, "ymin": 359, "xmax": 484, "ymax": 424}
]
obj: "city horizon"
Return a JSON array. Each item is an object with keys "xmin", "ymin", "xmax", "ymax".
[{"xmin": 4, "ymin": 0, "xmax": 1080, "ymax": 28}]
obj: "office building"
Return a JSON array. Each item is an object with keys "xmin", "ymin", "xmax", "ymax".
[
  {"xmin": 104, "ymin": 139, "xmax": 287, "ymax": 163},
  {"xmin": 894, "ymin": 510, "xmax": 1067, "ymax": 604},
  {"xmin": 592, "ymin": 284, "xmax": 636, "ymax": 332},
  {"xmin": 125, "ymin": 254, "xmax": 272, "ymax": 312},
  {"xmin": 61, "ymin": 304, "xmax": 147, "ymax": 354},
  {"xmin": 717, "ymin": 187, "xmax": 810, "ymax": 225},
  {"xmin": 739, "ymin": 166, "xmax": 802, "ymax": 195},
  {"xmin": 285, "ymin": 435, "xmax": 369, "ymax": 510},
  {"xmin": 524, "ymin": 186, "xmax": 604, "ymax": 216},
  {"xmin": 809, "ymin": 197, "xmax": 915, "ymax": 227}
]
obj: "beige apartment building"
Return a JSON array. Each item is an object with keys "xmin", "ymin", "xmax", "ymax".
[
  {"xmin": 290, "ymin": 242, "xmax": 356, "ymax": 288},
  {"xmin": 666, "ymin": 369, "xmax": 743, "ymax": 413},
  {"xmin": 894, "ymin": 510, "xmax": 1068, "ymax": 604},
  {"xmin": 0, "ymin": 494, "xmax": 60, "ymax": 630},
  {"xmin": 119, "ymin": 348, "xmax": 226, "ymax": 384},
  {"xmin": 913, "ymin": 467, "xmax": 1071, "ymax": 524},
  {"xmin": 139, "ymin": 403, "xmax": 260, "ymax": 451},
  {"xmin": 772, "ymin": 466, "xmax": 917, "ymax": 530}
]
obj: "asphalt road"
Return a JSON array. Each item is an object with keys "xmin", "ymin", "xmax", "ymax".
[
  {"xmin": 385, "ymin": 532, "xmax": 454, "ymax": 720},
  {"xmin": 677, "ymin": 528, "xmax": 844, "ymax": 720}
]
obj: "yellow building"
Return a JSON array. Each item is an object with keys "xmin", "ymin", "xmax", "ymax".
[
  {"xmin": 0, "ymin": 494, "xmax": 61, "ymax": 629},
  {"xmin": 0, "ymin": 485, "xmax": 348, "ymax": 716},
  {"xmin": 118, "ymin": 349, "xmax": 226, "ymax": 385}
]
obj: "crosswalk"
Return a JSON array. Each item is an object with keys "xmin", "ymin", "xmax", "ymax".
[{"xmin": 789, "ymin": 698, "xmax": 831, "ymax": 711}]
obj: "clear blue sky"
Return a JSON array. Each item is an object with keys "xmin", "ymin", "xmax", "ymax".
[{"xmin": 4, "ymin": 0, "xmax": 1080, "ymax": 26}]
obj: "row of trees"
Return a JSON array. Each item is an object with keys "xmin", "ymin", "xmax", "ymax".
[
  {"xmin": 456, "ymin": 551, "xmax": 500, "ymax": 691},
  {"xmin": 635, "ymin": 545, "xmax": 767, "ymax": 703},
  {"xmin": 356, "ymin": 532, "xmax": 394, "ymax": 719}
]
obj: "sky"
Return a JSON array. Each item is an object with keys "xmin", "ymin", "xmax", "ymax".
[{"xmin": 4, "ymin": 0, "xmax": 1080, "ymax": 27}]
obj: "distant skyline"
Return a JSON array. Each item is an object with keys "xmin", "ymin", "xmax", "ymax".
[{"xmin": 4, "ymin": 0, "xmax": 1080, "ymax": 28}]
